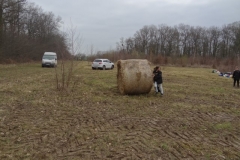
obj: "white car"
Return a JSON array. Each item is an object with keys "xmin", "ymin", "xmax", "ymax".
[{"xmin": 92, "ymin": 59, "xmax": 114, "ymax": 70}]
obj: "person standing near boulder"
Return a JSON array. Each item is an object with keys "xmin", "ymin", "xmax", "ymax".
[{"xmin": 232, "ymin": 66, "xmax": 240, "ymax": 87}]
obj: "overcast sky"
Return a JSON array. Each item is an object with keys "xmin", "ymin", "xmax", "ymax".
[{"xmin": 29, "ymin": 0, "xmax": 240, "ymax": 53}]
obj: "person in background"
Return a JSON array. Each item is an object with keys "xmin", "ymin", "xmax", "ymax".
[
  {"xmin": 153, "ymin": 66, "xmax": 163, "ymax": 95},
  {"xmin": 232, "ymin": 66, "xmax": 240, "ymax": 87}
]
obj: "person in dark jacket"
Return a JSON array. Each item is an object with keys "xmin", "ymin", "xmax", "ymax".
[
  {"xmin": 232, "ymin": 66, "xmax": 240, "ymax": 87},
  {"xmin": 153, "ymin": 66, "xmax": 163, "ymax": 95}
]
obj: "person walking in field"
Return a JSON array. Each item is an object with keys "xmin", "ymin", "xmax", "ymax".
[
  {"xmin": 153, "ymin": 66, "xmax": 164, "ymax": 95},
  {"xmin": 232, "ymin": 66, "xmax": 240, "ymax": 87}
]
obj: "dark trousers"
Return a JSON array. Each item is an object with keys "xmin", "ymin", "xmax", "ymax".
[{"xmin": 233, "ymin": 78, "xmax": 239, "ymax": 87}]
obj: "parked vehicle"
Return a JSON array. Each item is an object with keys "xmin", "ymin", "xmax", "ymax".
[
  {"xmin": 92, "ymin": 59, "xmax": 114, "ymax": 70},
  {"xmin": 42, "ymin": 52, "xmax": 57, "ymax": 67}
]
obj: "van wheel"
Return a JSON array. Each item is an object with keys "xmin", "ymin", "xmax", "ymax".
[
  {"xmin": 42, "ymin": 65, "xmax": 44, "ymax": 67},
  {"xmin": 102, "ymin": 66, "xmax": 106, "ymax": 70},
  {"xmin": 111, "ymin": 65, "xmax": 114, "ymax": 69}
]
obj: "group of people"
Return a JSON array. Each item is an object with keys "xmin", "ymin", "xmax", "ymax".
[
  {"xmin": 151, "ymin": 66, "xmax": 240, "ymax": 96},
  {"xmin": 233, "ymin": 66, "xmax": 240, "ymax": 87}
]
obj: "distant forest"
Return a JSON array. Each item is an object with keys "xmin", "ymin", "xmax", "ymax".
[
  {"xmin": 1, "ymin": 0, "xmax": 240, "ymax": 65},
  {"xmin": 116, "ymin": 22, "xmax": 240, "ymax": 59},
  {"xmin": 93, "ymin": 22, "xmax": 240, "ymax": 68},
  {"xmin": 0, "ymin": 0, "xmax": 70, "ymax": 63}
]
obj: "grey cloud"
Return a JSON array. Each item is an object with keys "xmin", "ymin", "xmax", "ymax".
[{"xmin": 29, "ymin": 0, "xmax": 240, "ymax": 52}]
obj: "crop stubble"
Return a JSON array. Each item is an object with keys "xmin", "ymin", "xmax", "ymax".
[{"xmin": 0, "ymin": 62, "xmax": 239, "ymax": 159}]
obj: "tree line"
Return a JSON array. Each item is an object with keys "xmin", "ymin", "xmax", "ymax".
[
  {"xmin": 116, "ymin": 22, "xmax": 240, "ymax": 59},
  {"xmin": 0, "ymin": 0, "xmax": 69, "ymax": 63},
  {"xmin": 1, "ymin": 0, "xmax": 240, "ymax": 65}
]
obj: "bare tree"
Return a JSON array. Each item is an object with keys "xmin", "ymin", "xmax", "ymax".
[{"xmin": 54, "ymin": 23, "xmax": 83, "ymax": 92}]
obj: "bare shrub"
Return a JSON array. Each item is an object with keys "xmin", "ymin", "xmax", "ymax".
[
  {"xmin": 132, "ymin": 50, "xmax": 140, "ymax": 59},
  {"xmin": 167, "ymin": 56, "xmax": 174, "ymax": 65},
  {"xmin": 5, "ymin": 59, "xmax": 16, "ymax": 64},
  {"xmin": 152, "ymin": 55, "xmax": 163, "ymax": 64},
  {"xmin": 217, "ymin": 65, "xmax": 231, "ymax": 73},
  {"xmin": 181, "ymin": 55, "xmax": 188, "ymax": 67},
  {"xmin": 212, "ymin": 63, "xmax": 217, "ymax": 69},
  {"xmin": 164, "ymin": 56, "xmax": 168, "ymax": 65},
  {"xmin": 54, "ymin": 24, "xmax": 83, "ymax": 92}
]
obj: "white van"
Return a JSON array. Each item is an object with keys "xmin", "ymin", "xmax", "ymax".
[{"xmin": 42, "ymin": 52, "xmax": 57, "ymax": 67}]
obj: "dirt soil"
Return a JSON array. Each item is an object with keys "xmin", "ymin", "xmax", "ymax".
[{"xmin": 0, "ymin": 62, "xmax": 240, "ymax": 159}]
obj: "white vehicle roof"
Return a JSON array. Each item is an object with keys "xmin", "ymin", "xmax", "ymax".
[
  {"xmin": 44, "ymin": 52, "xmax": 56, "ymax": 55},
  {"xmin": 95, "ymin": 59, "xmax": 109, "ymax": 60}
]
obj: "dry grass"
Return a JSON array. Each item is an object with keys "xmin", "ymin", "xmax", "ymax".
[{"xmin": 0, "ymin": 62, "xmax": 240, "ymax": 159}]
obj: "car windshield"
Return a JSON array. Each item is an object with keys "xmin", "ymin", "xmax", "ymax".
[
  {"xmin": 43, "ymin": 55, "xmax": 55, "ymax": 60},
  {"xmin": 94, "ymin": 59, "xmax": 102, "ymax": 62}
]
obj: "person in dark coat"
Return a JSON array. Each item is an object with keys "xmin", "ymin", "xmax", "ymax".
[
  {"xmin": 232, "ymin": 66, "xmax": 240, "ymax": 87},
  {"xmin": 153, "ymin": 66, "xmax": 163, "ymax": 95}
]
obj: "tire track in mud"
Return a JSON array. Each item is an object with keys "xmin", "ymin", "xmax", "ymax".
[
  {"xmin": 58, "ymin": 108, "xmax": 240, "ymax": 159},
  {"xmin": 1, "ymin": 100, "xmax": 240, "ymax": 160}
]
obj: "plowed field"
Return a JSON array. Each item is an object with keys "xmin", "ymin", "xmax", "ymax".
[{"xmin": 0, "ymin": 62, "xmax": 239, "ymax": 159}]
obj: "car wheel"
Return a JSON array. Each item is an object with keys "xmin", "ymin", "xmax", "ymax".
[
  {"xmin": 111, "ymin": 65, "xmax": 114, "ymax": 69},
  {"xmin": 42, "ymin": 64, "xmax": 44, "ymax": 67},
  {"xmin": 102, "ymin": 65, "xmax": 106, "ymax": 70},
  {"xmin": 92, "ymin": 67, "xmax": 95, "ymax": 70}
]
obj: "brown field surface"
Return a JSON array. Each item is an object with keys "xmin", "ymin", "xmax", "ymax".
[{"xmin": 0, "ymin": 61, "xmax": 239, "ymax": 160}]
